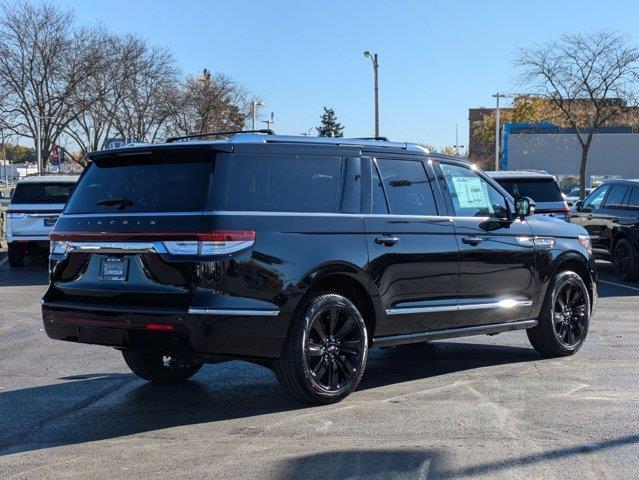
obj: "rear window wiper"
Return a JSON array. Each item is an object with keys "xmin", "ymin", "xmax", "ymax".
[{"xmin": 96, "ymin": 197, "xmax": 133, "ymax": 210}]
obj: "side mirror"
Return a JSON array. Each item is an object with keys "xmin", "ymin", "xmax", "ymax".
[{"xmin": 514, "ymin": 196, "xmax": 536, "ymax": 219}]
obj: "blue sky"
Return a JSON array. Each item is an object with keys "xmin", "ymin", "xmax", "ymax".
[{"xmin": 55, "ymin": 0, "xmax": 639, "ymax": 150}]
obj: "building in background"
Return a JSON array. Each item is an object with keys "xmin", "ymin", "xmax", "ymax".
[{"xmin": 503, "ymin": 123, "xmax": 638, "ymax": 191}]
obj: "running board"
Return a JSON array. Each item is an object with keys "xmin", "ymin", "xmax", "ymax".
[{"xmin": 372, "ymin": 319, "xmax": 538, "ymax": 348}]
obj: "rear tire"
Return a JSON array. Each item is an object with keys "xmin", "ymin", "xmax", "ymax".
[
  {"xmin": 612, "ymin": 238, "xmax": 639, "ymax": 281},
  {"xmin": 8, "ymin": 244, "xmax": 24, "ymax": 267},
  {"xmin": 527, "ymin": 270, "xmax": 590, "ymax": 357},
  {"xmin": 274, "ymin": 293, "xmax": 368, "ymax": 405},
  {"xmin": 122, "ymin": 350, "xmax": 202, "ymax": 383}
]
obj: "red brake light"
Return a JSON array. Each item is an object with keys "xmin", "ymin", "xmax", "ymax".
[{"xmin": 146, "ymin": 323, "xmax": 174, "ymax": 331}]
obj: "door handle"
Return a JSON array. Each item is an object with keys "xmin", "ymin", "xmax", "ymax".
[
  {"xmin": 375, "ymin": 235, "xmax": 399, "ymax": 246},
  {"xmin": 461, "ymin": 236, "xmax": 483, "ymax": 246}
]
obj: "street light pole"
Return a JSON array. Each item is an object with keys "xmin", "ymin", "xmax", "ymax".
[
  {"xmin": 453, "ymin": 123, "xmax": 465, "ymax": 156},
  {"xmin": 492, "ymin": 92, "xmax": 506, "ymax": 170},
  {"xmin": 251, "ymin": 100, "xmax": 263, "ymax": 130},
  {"xmin": 364, "ymin": 51, "xmax": 380, "ymax": 138}
]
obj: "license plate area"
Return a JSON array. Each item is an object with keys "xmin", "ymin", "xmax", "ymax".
[
  {"xmin": 44, "ymin": 217, "xmax": 58, "ymax": 227},
  {"xmin": 77, "ymin": 326, "xmax": 127, "ymax": 346},
  {"xmin": 99, "ymin": 257, "xmax": 130, "ymax": 281}
]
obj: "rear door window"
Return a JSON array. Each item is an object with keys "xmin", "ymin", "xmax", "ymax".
[
  {"xmin": 11, "ymin": 182, "xmax": 74, "ymax": 204},
  {"xmin": 625, "ymin": 187, "xmax": 639, "ymax": 211},
  {"xmin": 496, "ymin": 178, "xmax": 563, "ymax": 202},
  {"xmin": 603, "ymin": 184, "xmax": 628, "ymax": 210},
  {"xmin": 375, "ymin": 159, "xmax": 437, "ymax": 216},
  {"xmin": 65, "ymin": 150, "xmax": 214, "ymax": 214},
  {"xmin": 212, "ymin": 154, "xmax": 343, "ymax": 213}
]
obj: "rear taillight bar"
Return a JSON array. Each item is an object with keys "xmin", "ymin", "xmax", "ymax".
[{"xmin": 49, "ymin": 230, "xmax": 255, "ymax": 256}]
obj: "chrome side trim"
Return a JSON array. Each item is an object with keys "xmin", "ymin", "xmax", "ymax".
[
  {"xmin": 373, "ymin": 319, "xmax": 538, "ymax": 347},
  {"xmin": 386, "ymin": 299, "xmax": 532, "ymax": 315},
  {"xmin": 188, "ymin": 308, "xmax": 280, "ymax": 316},
  {"xmin": 62, "ymin": 211, "xmax": 203, "ymax": 218},
  {"xmin": 386, "ymin": 305, "xmax": 457, "ymax": 315}
]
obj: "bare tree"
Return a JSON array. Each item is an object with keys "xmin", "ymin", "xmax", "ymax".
[
  {"xmin": 108, "ymin": 37, "xmax": 179, "ymax": 143},
  {"xmin": 0, "ymin": 1, "xmax": 104, "ymax": 169},
  {"xmin": 165, "ymin": 69, "xmax": 254, "ymax": 138},
  {"xmin": 516, "ymin": 31, "xmax": 639, "ymax": 198}
]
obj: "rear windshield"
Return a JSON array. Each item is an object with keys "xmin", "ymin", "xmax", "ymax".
[
  {"xmin": 12, "ymin": 182, "xmax": 74, "ymax": 204},
  {"xmin": 496, "ymin": 178, "xmax": 563, "ymax": 202},
  {"xmin": 65, "ymin": 150, "xmax": 213, "ymax": 214}
]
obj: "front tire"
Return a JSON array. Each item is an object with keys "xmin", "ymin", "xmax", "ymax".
[
  {"xmin": 122, "ymin": 351, "xmax": 202, "ymax": 383},
  {"xmin": 8, "ymin": 244, "xmax": 24, "ymax": 267},
  {"xmin": 274, "ymin": 293, "xmax": 368, "ymax": 404},
  {"xmin": 612, "ymin": 238, "xmax": 639, "ymax": 281},
  {"xmin": 527, "ymin": 270, "xmax": 590, "ymax": 357}
]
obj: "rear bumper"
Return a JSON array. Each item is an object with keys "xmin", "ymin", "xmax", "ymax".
[{"xmin": 42, "ymin": 302, "xmax": 287, "ymax": 359}]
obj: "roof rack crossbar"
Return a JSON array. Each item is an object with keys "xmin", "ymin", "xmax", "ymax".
[{"xmin": 165, "ymin": 129, "xmax": 275, "ymax": 143}]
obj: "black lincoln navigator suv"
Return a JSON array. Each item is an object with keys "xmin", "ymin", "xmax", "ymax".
[{"xmin": 43, "ymin": 132, "xmax": 597, "ymax": 404}]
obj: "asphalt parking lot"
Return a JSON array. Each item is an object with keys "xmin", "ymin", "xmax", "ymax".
[{"xmin": 0, "ymin": 256, "xmax": 637, "ymax": 479}]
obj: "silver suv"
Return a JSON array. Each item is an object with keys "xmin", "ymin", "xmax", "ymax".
[{"xmin": 6, "ymin": 174, "xmax": 78, "ymax": 266}]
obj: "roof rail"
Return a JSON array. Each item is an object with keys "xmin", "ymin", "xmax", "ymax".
[
  {"xmin": 351, "ymin": 136, "xmax": 390, "ymax": 141},
  {"xmin": 165, "ymin": 129, "xmax": 275, "ymax": 143}
]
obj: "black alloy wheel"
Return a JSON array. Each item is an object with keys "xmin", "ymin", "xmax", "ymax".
[
  {"xmin": 613, "ymin": 239, "xmax": 638, "ymax": 281},
  {"xmin": 527, "ymin": 270, "xmax": 590, "ymax": 357},
  {"xmin": 274, "ymin": 293, "xmax": 368, "ymax": 404},
  {"xmin": 303, "ymin": 303, "xmax": 366, "ymax": 394},
  {"xmin": 552, "ymin": 279, "xmax": 588, "ymax": 347}
]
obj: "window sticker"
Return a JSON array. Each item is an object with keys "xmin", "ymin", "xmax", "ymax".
[{"xmin": 451, "ymin": 176, "xmax": 493, "ymax": 212}]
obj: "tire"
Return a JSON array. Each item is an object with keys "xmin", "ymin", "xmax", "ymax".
[
  {"xmin": 122, "ymin": 350, "xmax": 202, "ymax": 383},
  {"xmin": 8, "ymin": 244, "xmax": 24, "ymax": 267},
  {"xmin": 527, "ymin": 270, "xmax": 590, "ymax": 357},
  {"xmin": 612, "ymin": 238, "xmax": 639, "ymax": 281},
  {"xmin": 274, "ymin": 293, "xmax": 368, "ymax": 405}
]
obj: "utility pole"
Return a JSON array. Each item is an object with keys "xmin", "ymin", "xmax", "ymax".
[
  {"xmin": 251, "ymin": 100, "xmax": 263, "ymax": 130},
  {"xmin": 453, "ymin": 123, "xmax": 464, "ymax": 156},
  {"xmin": 364, "ymin": 51, "xmax": 380, "ymax": 138},
  {"xmin": 492, "ymin": 92, "xmax": 506, "ymax": 170},
  {"xmin": 261, "ymin": 112, "xmax": 275, "ymax": 131}
]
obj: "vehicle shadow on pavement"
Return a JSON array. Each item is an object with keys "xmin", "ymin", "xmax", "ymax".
[
  {"xmin": 268, "ymin": 434, "xmax": 639, "ymax": 479},
  {"xmin": 0, "ymin": 341, "xmax": 542, "ymax": 458},
  {"xmin": 0, "ymin": 262, "xmax": 49, "ymax": 287},
  {"xmin": 359, "ymin": 341, "xmax": 540, "ymax": 391}
]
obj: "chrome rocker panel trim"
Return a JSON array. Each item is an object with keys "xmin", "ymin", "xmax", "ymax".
[{"xmin": 373, "ymin": 319, "xmax": 538, "ymax": 348}]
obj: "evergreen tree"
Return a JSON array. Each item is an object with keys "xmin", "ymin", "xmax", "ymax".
[{"xmin": 316, "ymin": 107, "xmax": 344, "ymax": 137}]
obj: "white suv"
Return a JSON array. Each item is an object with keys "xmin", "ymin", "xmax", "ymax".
[{"xmin": 5, "ymin": 174, "xmax": 78, "ymax": 266}]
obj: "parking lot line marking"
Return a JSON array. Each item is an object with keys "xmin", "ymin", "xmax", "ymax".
[
  {"xmin": 599, "ymin": 279, "xmax": 639, "ymax": 292},
  {"xmin": 0, "ymin": 257, "xmax": 7, "ymax": 268}
]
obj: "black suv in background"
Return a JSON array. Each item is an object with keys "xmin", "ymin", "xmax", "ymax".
[
  {"xmin": 43, "ymin": 133, "xmax": 597, "ymax": 404},
  {"xmin": 572, "ymin": 179, "xmax": 639, "ymax": 281}
]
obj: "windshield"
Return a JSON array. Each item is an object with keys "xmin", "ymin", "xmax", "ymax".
[
  {"xmin": 65, "ymin": 150, "xmax": 214, "ymax": 214},
  {"xmin": 11, "ymin": 182, "xmax": 75, "ymax": 204},
  {"xmin": 496, "ymin": 178, "xmax": 563, "ymax": 202}
]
